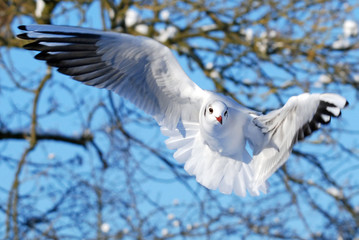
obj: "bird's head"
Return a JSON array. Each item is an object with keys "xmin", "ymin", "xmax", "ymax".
[{"xmin": 204, "ymin": 100, "xmax": 228, "ymax": 126}]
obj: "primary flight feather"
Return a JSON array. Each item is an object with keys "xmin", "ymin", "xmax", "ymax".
[{"xmin": 17, "ymin": 25, "xmax": 348, "ymax": 197}]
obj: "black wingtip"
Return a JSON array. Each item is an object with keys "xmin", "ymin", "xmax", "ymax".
[
  {"xmin": 337, "ymin": 110, "xmax": 342, "ymax": 118},
  {"xmin": 23, "ymin": 42, "xmax": 39, "ymax": 50},
  {"xmin": 345, "ymin": 100, "xmax": 349, "ymax": 107},
  {"xmin": 17, "ymin": 33, "xmax": 29, "ymax": 40},
  {"xmin": 18, "ymin": 25, "xmax": 27, "ymax": 30},
  {"xmin": 34, "ymin": 52, "xmax": 49, "ymax": 60}
]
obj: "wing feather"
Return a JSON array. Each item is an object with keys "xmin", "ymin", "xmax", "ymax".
[
  {"xmin": 18, "ymin": 24, "xmax": 205, "ymax": 128},
  {"xmin": 252, "ymin": 93, "xmax": 348, "ymax": 187}
]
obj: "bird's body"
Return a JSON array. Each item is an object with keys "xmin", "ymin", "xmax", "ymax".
[{"xmin": 18, "ymin": 25, "xmax": 348, "ymax": 197}]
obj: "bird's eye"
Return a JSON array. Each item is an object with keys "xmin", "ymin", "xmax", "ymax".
[
  {"xmin": 224, "ymin": 110, "xmax": 228, "ymax": 116},
  {"xmin": 209, "ymin": 108, "xmax": 213, "ymax": 114}
]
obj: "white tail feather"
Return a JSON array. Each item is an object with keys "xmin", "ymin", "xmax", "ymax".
[
  {"xmin": 173, "ymin": 142, "xmax": 193, "ymax": 163},
  {"xmin": 163, "ymin": 121, "xmax": 267, "ymax": 196}
]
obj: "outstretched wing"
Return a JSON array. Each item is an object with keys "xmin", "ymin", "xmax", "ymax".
[
  {"xmin": 252, "ymin": 93, "xmax": 348, "ymax": 187},
  {"xmin": 17, "ymin": 24, "xmax": 204, "ymax": 128}
]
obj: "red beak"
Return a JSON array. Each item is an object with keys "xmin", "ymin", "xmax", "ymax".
[{"xmin": 216, "ymin": 116, "xmax": 223, "ymax": 124}]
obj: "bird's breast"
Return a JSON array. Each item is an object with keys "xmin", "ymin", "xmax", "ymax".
[{"xmin": 199, "ymin": 122, "xmax": 246, "ymax": 161}]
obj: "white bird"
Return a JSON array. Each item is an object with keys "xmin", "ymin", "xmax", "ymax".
[{"xmin": 17, "ymin": 25, "xmax": 348, "ymax": 197}]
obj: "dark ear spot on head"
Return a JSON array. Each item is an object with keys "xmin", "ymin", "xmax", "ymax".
[{"xmin": 204, "ymin": 108, "xmax": 206, "ymax": 116}]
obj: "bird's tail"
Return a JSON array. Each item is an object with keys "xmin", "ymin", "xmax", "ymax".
[{"xmin": 162, "ymin": 121, "xmax": 268, "ymax": 197}]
